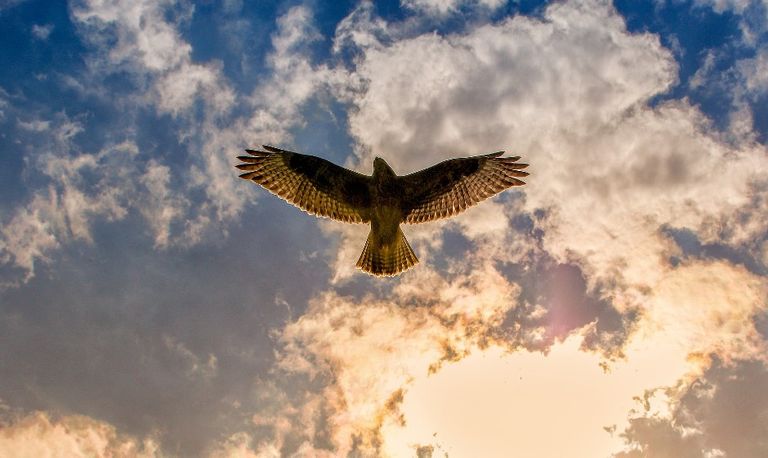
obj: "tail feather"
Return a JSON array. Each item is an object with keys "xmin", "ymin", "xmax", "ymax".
[{"xmin": 356, "ymin": 227, "xmax": 418, "ymax": 277}]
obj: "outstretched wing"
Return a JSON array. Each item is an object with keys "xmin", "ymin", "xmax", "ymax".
[
  {"xmin": 398, "ymin": 152, "xmax": 529, "ymax": 224},
  {"xmin": 236, "ymin": 145, "xmax": 372, "ymax": 223}
]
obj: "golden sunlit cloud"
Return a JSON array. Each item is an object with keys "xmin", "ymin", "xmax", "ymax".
[{"xmin": 0, "ymin": 412, "xmax": 158, "ymax": 457}]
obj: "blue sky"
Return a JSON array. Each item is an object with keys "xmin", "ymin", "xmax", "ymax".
[{"xmin": 1, "ymin": 0, "xmax": 767, "ymax": 456}]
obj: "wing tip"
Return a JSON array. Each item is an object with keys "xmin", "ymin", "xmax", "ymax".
[
  {"xmin": 262, "ymin": 144, "xmax": 297, "ymax": 154},
  {"xmin": 238, "ymin": 171, "xmax": 258, "ymax": 179},
  {"xmin": 244, "ymin": 148, "xmax": 270, "ymax": 156}
]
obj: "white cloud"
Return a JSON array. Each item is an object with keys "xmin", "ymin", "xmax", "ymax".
[
  {"xmin": 138, "ymin": 160, "xmax": 187, "ymax": 249},
  {"xmin": 692, "ymin": 0, "xmax": 768, "ymax": 44},
  {"xmin": 333, "ymin": 1, "xmax": 390, "ymax": 54},
  {"xmin": 0, "ymin": 0, "xmax": 29, "ymax": 12},
  {"xmin": 401, "ymin": 0, "xmax": 505, "ymax": 16},
  {"xmin": 69, "ymin": 2, "xmax": 344, "ymax": 246},
  {"xmin": 0, "ymin": 411, "xmax": 159, "ymax": 457},
  {"xmin": 16, "ymin": 119, "xmax": 50, "ymax": 132},
  {"xmin": 738, "ymin": 47, "xmax": 768, "ymax": 96},
  {"xmin": 71, "ymin": 0, "xmax": 234, "ymax": 116},
  {"xmin": 239, "ymin": 6, "xmax": 348, "ymax": 144},
  {"xmin": 0, "ymin": 190, "xmax": 62, "ymax": 285},
  {"xmin": 0, "ymin": 127, "xmax": 192, "ymax": 285},
  {"xmin": 0, "ymin": 114, "xmax": 142, "ymax": 285},
  {"xmin": 31, "ymin": 24, "xmax": 54, "ymax": 40},
  {"xmin": 694, "ymin": 0, "xmax": 754, "ymax": 13},
  {"xmin": 683, "ymin": 0, "xmax": 768, "ymax": 138},
  {"xmin": 182, "ymin": 5, "xmax": 350, "ymax": 237},
  {"xmin": 2, "ymin": 2, "xmax": 341, "ymax": 274},
  {"xmin": 336, "ymin": 0, "xmax": 768, "ymax": 291}
]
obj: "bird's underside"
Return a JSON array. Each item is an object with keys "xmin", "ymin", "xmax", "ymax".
[{"xmin": 236, "ymin": 145, "xmax": 529, "ymax": 276}]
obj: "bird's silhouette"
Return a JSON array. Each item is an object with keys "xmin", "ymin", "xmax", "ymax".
[{"xmin": 236, "ymin": 145, "xmax": 529, "ymax": 276}]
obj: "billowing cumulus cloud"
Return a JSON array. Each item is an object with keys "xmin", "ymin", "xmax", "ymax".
[{"xmin": 340, "ymin": 0, "xmax": 768, "ymax": 290}]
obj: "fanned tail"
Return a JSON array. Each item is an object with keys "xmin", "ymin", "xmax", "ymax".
[{"xmin": 356, "ymin": 227, "xmax": 418, "ymax": 277}]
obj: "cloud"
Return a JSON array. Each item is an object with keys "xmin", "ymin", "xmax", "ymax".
[
  {"xmin": 0, "ymin": 115, "xmax": 142, "ymax": 285},
  {"xmin": 0, "ymin": 190, "xmax": 62, "ymax": 285},
  {"xmin": 138, "ymin": 160, "xmax": 187, "ymax": 249},
  {"xmin": 691, "ymin": 0, "xmax": 768, "ymax": 45},
  {"xmin": 0, "ymin": 112, "xmax": 191, "ymax": 285},
  {"xmin": 3, "ymin": 0, "xmax": 766, "ymax": 455},
  {"xmin": 208, "ymin": 432, "xmax": 261, "ymax": 458},
  {"xmin": 0, "ymin": 0, "xmax": 28, "ymax": 12},
  {"xmin": 235, "ymin": 5, "xmax": 348, "ymax": 145},
  {"xmin": 401, "ymin": 0, "xmax": 505, "ymax": 17},
  {"xmin": 71, "ymin": 0, "xmax": 234, "ymax": 116},
  {"xmin": 336, "ymin": 0, "xmax": 768, "ymax": 292},
  {"xmin": 617, "ymin": 358, "xmax": 768, "ymax": 457},
  {"xmin": 0, "ymin": 411, "xmax": 159, "ymax": 457},
  {"xmin": 249, "ymin": 263, "xmax": 519, "ymax": 455},
  {"xmin": 31, "ymin": 24, "xmax": 53, "ymax": 40},
  {"xmin": 1, "ymin": 2, "xmax": 348, "ymax": 286},
  {"xmin": 242, "ymin": 0, "xmax": 768, "ymax": 455},
  {"xmin": 246, "ymin": 256, "xmax": 765, "ymax": 456},
  {"xmin": 69, "ymin": 0, "xmax": 241, "ymax": 244},
  {"xmin": 333, "ymin": 2, "xmax": 390, "ymax": 54},
  {"xmin": 738, "ymin": 47, "xmax": 768, "ymax": 97},
  {"xmin": 683, "ymin": 0, "xmax": 768, "ymax": 136},
  {"xmin": 16, "ymin": 119, "xmax": 51, "ymax": 132},
  {"xmin": 69, "ymin": 1, "xmax": 347, "ymax": 245}
]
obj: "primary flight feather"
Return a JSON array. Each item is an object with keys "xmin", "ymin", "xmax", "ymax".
[{"xmin": 236, "ymin": 145, "xmax": 529, "ymax": 276}]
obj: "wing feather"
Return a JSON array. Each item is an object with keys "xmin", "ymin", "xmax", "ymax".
[
  {"xmin": 237, "ymin": 146, "xmax": 372, "ymax": 223},
  {"xmin": 398, "ymin": 152, "xmax": 528, "ymax": 224}
]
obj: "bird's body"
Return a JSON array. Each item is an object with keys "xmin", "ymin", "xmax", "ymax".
[{"xmin": 236, "ymin": 146, "xmax": 529, "ymax": 276}]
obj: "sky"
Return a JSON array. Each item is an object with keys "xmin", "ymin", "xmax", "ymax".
[{"xmin": 0, "ymin": 0, "xmax": 767, "ymax": 456}]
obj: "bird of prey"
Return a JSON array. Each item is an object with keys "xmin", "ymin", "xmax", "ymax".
[{"xmin": 236, "ymin": 145, "xmax": 529, "ymax": 277}]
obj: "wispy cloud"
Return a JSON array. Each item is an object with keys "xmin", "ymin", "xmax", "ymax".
[
  {"xmin": 30, "ymin": 23, "xmax": 53, "ymax": 41},
  {"xmin": 71, "ymin": 0, "xmax": 233, "ymax": 116},
  {"xmin": 401, "ymin": 0, "xmax": 505, "ymax": 17},
  {"xmin": 0, "ymin": 114, "xmax": 140, "ymax": 286}
]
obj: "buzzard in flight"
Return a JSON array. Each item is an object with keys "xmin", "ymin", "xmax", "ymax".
[{"xmin": 236, "ymin": 146, "xmax": 529, "ymax": 276}]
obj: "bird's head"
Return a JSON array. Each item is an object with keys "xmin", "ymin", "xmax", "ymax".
[{"xmin": 373, "ymin": 156, "xmax": 395, "ymax": 177}]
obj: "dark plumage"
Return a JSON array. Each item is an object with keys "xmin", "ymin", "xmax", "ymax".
[{"xmin": 236, "ymin": 145, "xmax": 529, "ymax": 276}]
